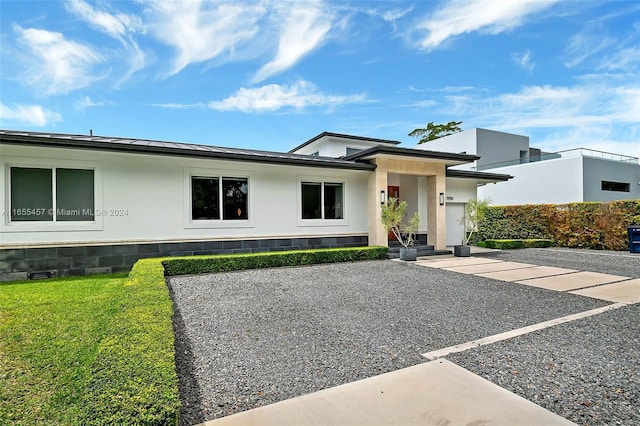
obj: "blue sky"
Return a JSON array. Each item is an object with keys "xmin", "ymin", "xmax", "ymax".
[{"xmin": 1, "ymin": 0, "xmax": 639, "ymax": 157}]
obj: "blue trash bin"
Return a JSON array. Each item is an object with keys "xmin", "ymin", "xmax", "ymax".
[{"xmin": 628, "ymin": 226, "xmax": 640, "ymax": 253}]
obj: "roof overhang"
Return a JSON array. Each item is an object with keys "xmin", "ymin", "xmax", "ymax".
[
  {"xmin": 0, "ymin": 130, "xmax": 376, "ymax": 171},
  {"xmin": 343, "ymin": 145, "xmax": 480, "ymax": 167},
  {"xmin": 446, "ymin": 169, "xmax": 513, "ymax": 183}
]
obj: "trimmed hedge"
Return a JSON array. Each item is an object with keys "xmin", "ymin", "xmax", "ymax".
[
  {"xmin": 163, "ymin": 246, "xmax": 389, "ymax": 276},
  {"xmin": 478, "ymin": 200, "xmax": 640, "ymax": 250},
  {"xmin": 77, "ymin": 246, "xmax": 386, "ymax": 424},
  {"xmin": 483, "ymin": 239, "xmax": 554, "ymax": 249},
  {"xmin": 81, "ymin": 258, "xmax": 180, "ymax": 425}
]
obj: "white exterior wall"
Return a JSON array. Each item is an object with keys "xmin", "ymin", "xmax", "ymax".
[
  {"xmin": 0, "ymin": 144, "xmax": 370, "ymax": 245},
  {"xmin": 292, "ymin": 137, "xmax": 388, "ymax": 158},
  {"xmin": 582, "ymin": 157, "xmax": 640, "ymax": 202},
  {"xmin": 416, "ymin": 129, "xmax": 479, "ymax": 171},
  {"xmin": 444, "ymin": 178, "xmax": 478, "ymax": 246},
  {"xmin": 478, "ymin": 156, "xmax": 584, "ymax": 205}
]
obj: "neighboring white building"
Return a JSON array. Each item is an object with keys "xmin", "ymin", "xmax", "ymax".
[
  {"xmin": 423, "ymin": 128, "xmax": 640, "ymax": 206},
  {"xmin": 0, "ymin": 130, "xmax": 510, "ymax": 280}
]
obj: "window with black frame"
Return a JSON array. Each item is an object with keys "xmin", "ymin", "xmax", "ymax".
[
  {"xmin": 191, "ymin": 176, "xmax": 248, "ymax": 221},
  {"xmin": 301, "ymin": 181, "xmax": 343, "ymax": 220},
  {"xmin": 10, "ymin": 166, "xmax": 94, "ymax": 222}
]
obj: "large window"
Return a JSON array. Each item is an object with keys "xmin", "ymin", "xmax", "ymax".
[
  {"xmin": 601, "ymin": 181, "xmax": 630, "ymax": 192},
  {"xmin": 191, "ymin": 176, "xmax": 248, "ymax": 221},
  {"xmin": 301, "ymin": 181, "xmax": 343, "ymax": 220},
  {"xmin": 10, "ymin": 167, "xmax": 94, "ymax": 222}
]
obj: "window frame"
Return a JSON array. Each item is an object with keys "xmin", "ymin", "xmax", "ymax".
[
  {"xmin": 601, "ymin": 180, "xmax": 630, "ymax": 192},
  {"xmin": 184, "ymin": 168, "xmax": 253, "ymax": 229},
  {"xmin": 297, "ymin": 176, "xmax": 348, "ymax": 227},
  {"xmin": 2, "ymin": 157, "xmax": 103, "ymax": 233}
]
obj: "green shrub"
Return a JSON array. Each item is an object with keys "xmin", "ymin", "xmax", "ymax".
[
  {"xmin": 81, "ymin": 258, "xmax": 180, "ymax": 425},
  {"xmin": 163, "ymin": 246, "xmax": 389, "ymax": 276},
  {"xmin": 483, "ymin": 239, "xmax": 553, "ymax": 249},
  {"xmin": 478, "ymin": 200, "xmax": 640, "ymax": 250}
]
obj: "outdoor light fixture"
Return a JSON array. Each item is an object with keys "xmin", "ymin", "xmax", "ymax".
[
  {"xmin": 380, "ymin": 190, "xmax": 386, "ymax": 205},
  {"xmin": 439, "ymin": 192, "xmax": 445, "ymax": 206}
]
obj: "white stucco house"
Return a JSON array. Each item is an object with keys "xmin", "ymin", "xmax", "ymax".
[
  {"xmin": 0, "ymin": 129, "xmax": 510, "ymax": 280},
  {"xmin": 425, "ymin": 128, "xmax": 640, "ymax": 206}
]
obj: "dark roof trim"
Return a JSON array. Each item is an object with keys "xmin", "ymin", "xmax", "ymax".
[
  {"xmin": 446, "ymin": 169, "xmax": 513, "ymax": 181},
  {"xmin": 0, "ymin": 130, "xmax": 376, "ymax": 171},
  {"xmin": 343, "ymin": 145, "xmax": 480, "ymax": 163},
  {"xmin": 288, "ymin": 131, "xmax": 401, "ymax": 153}
]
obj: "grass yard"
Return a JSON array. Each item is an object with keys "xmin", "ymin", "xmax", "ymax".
[{"xmin": 0, "ymin": 274, "xmax": 128, "ymax": 425}]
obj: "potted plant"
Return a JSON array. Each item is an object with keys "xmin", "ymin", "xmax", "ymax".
[
  {"xmin": 381, "ymin": 197, "xmax": 421, "ymax": 261},
  {"xmin": 455, "ymin": 197, "xmax": 491, "ymax": 257}
]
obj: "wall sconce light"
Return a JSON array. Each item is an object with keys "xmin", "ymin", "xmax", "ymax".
[
  {"xmin": 439, "ymin": 192, "xmax": 445, "ymax": 206},
  {"xmin": 380, "ymin": 190, "xmax": 386, "ymax": 205}
]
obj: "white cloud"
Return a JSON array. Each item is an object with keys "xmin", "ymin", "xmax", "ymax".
[
  {"xmin": 597, "ymin": 47, "xmax": 640, "ymax": 72},
  {"xmin": 65, "ymin": 0, "xmax": 141, "ymax": 38},
  {"xmin": 512, "ymin": 49, "xmax": 535, "ymax": 71},
  {"xmin": 208, "ymin": 80, "xmax": 366, "ymax": 113},
  {"xmin": 14, "ymin": 24, "xmax": 104, "ymax": 95},
  {"xmin": 74, "ymin": 96, "xmax": 113, "ymax": 110},
  {"xmin": 382, "ymin": 6, "xmax": 413, "ymax": 23},
  {"xmin": 65, "ymin": 0, "xmax": 146, "ymax": 83},
  {"xmin": 448, "ymin": 81, "xmax": 640, "ymax": 156},
  {"xmin": 0, "ymin": 103, "xmax": 62, "ymax": 126},
  {"xmin": 414, "ymin": 0, "xmax": 559, "ymax": 50},
  {"xmin": 253, "ymin": 2, "xmax": 333, "ymax": 83},
  {"xmin": 564, "ymin": 24, "xmax": 615, "ymax": 68},
  {"xmin": 144, "ymin": 0, "xmax": 266, "ymax": 76}
]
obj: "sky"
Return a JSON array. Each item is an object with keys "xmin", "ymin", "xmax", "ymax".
[{"xmin": 1, "ymin": 0, "xmax": 639, "ymax": 158}]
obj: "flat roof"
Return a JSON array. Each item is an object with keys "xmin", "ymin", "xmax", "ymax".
[
  {"xmin": 288, "ymin": 131, "xmax": 401, "ymax": 153},
  {"xmin": 344, "ymin": 145, "xmax": 480, "ymax": 165},
  {"xmin": 446, "ymin": 169, "xmax": 513, "ymax": 182},
  {"xmin": 0, "ymin": 129, "xmax": 376, "ymax": 171}
]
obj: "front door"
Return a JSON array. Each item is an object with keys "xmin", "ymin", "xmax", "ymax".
[{"xmin": 387, "ymin": 186, "xmax": 400, "ymax": 241}]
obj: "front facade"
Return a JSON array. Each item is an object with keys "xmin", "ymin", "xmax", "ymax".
[
  {"xmin": 426, "ymin": 128, "xmax": 640, "ymax": 206},
  {"xmin": 0, "ymin": 130, "xmax": 509, "ymax": 280}
]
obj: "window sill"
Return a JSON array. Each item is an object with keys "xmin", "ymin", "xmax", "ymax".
[
  {"xmin": 1, "ymin": 221, "xmax": 103, "ymax": 233},
  {"xmin": 184, "ymin": 220, "xmax": 254, "ymax": 229}
]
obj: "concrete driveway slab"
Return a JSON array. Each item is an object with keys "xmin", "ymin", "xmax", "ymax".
[
  {"xmin": 517, "ymin": 271, "xmax": 629, "ymax": 291},
  {"xmin": 200, "ymin": 359, "xmax": 575, "ymax": 426},
  {"xmin": 417, "ymin": 257, "xmax": 501, "ymax": 268},
  {"xmin": 478, "ymin": 266, "xmax": 577, "ymax": 282},
  {"xmin": 443, "ymin": 261, "xmax": 535, "ymax": 274},
  {"xmin": 570, "ymin": 278, "xmax": 640, "ymax": 304}
]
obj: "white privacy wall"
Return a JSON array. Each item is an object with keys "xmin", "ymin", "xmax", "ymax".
[
  {"xmin": 0, "ymin": 144, "xmax": 370, "ymax": 245},
  {"xmin": 478, "ymin": 156, "xmax": 584, "ymax": 205}
]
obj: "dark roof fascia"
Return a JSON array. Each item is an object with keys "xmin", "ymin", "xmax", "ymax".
[
  {"xmin": 0, "ymin": 131, "xmax": 376, "ymax": 171},
  {"xmin": 446, "ymin": 169, "xmax": 513, "ymax": 181},
  {"xmin": 288, "ymin": 131, "xmax": 401, "ymax": 153},
  {"xmin": 343, "ymin": 145, "xmax": 480, "ymax": 163}
]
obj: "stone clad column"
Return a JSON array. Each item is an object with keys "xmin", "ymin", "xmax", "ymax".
[
  {"xmin": 368, "ymin": 159, "xmax": 388, "ymax": 247},
  {"xmin": 426, "ymin": 171, "xmax": 446, "ymax": 250}
]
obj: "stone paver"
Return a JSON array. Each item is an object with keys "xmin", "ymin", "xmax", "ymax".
[
  {"xmin": 570, "ymin": 278, "xmax": 640, "ymax": 304},
  {"xmin": 516, "ymin": 271, "xmax": 629, "ymax": 291},
  {"xmin": 200, "ymin": 359, "xmax": 575, "ymax": 426},
  {"xmin": 477, "ymin": 266, "xmax": 577, "ymax": 282},
  {"xmin": 443, "ymin": 261, "xmax": 535, "ymax": 275}
]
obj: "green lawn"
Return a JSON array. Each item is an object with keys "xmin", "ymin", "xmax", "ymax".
[{"xmin": 0, "ymin": 274, "xmax": 128, "ymax": 425}]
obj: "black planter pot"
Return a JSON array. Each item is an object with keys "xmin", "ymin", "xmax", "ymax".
[
  {"xmin": 454, "ymin": 245, "xmax": 471, "ymax": 257},
  {"xmin": 399, "ymin": 247, "xmax": 417, "ymax": 261}
]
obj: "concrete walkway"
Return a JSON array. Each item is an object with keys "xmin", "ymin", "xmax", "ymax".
[
  {"xmin": 200, "ymin": 359, "xmax": 575, "ymax": 426},
  {"xmin": 415, "ymin": 255, "xmax": 640, "ymax": 304}
]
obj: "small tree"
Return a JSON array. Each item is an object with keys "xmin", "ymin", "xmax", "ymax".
[
  {"xmin": 380, "ymin": 198, "xmax": 421, "ymax": 248},
  {"xmin": 408, "ymin": 121, "xmax": 463, "ymax": 144},
  {"xmin": 458, "ymin": 197, "xmax": 492, "ymax": 245}
]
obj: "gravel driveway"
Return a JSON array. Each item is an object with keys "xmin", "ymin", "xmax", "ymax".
[{"xmin": 167, "ymin": 249, "xmax": 637, "ymax": 425}]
